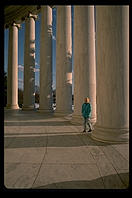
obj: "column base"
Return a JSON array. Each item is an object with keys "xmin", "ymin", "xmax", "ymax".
[
  {"xmin": 54, "ymin": 110, "xmax": 72, "ymax": 117},
  {"xmin": 91, "ymin": 125, "xmax": 129, "ymax": 143},
  {"xmin": 6, "ymin": 104, "xmax": 19, "ymax": 110},
  {"xmin": 90, "ymin": 117, "xmax": 97, "ymax": 125},
  {"xmin": 22, "ymin": 105, "xmax": 35, "ymax": 111},
  {"xmin": 38, "ymin": 109, "xmax": 53, "ymax": 113},
  {"xmin": 71, "ymin": 114, "xmax": 96, "ymax": 125},
  {"xmin": 71, "ymin": 114, "xmax": 83, "ymax": 124}
]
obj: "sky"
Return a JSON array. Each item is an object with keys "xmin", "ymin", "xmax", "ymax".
[{"xmin": 4, "ymin": 6, "xmax": 74, "ymax": 91}]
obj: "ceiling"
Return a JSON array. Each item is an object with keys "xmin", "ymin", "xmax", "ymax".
[{"xmin": 4, "ymin": 5, "xmax": 44, "ymax": 28}]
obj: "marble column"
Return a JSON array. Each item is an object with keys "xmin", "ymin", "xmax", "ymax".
[
  {"xmin": 92, "ymin": 6, "xmax": 129, "ymax": 143},
  {"xmin": 7, "ymin": 22, "xmax": 20, "ymax": 109},
  {"xmin": 23, "ymin": 13, "xmax": 37, "ymax": 110},
  {"xmin": 39, "ymin": 6, "xmax": 53, "ymax": 112},
  {"xmin": 72, "ymin": 6, "xmax": 96, "ymax": 124},
  {"xmin": 55, "ymin": 6, "xmax": 72, "ymax": 116}
]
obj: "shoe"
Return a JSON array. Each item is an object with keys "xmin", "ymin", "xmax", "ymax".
[
  {"xmin": 83, "ymin": 130, "xmax": 86, "ymax": 132},
  {"xmin": 88, "ymin": 129, "xmax": 92, "ymax": 132}
]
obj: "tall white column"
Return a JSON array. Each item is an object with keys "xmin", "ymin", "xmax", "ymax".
[
  {"xmin": 92, "ymin": 6, "xmax": 129, "ymax": 143},
  {"xmin": 23, "ymin": 13, "xmax": 37, "ymax": 110},
  {"xmin": 55, "ymin": 6, "xmax": 72, "ymax": 116},
  {"xmin": 72, "ymin": 6, "xmax": 96, "ymax": 124},
  {"xmin": 39, "ymin": 6, "xmax": 53, "ymax": 112},
  {"xmin": 7, "ymin": 22, "xmax": 20, "ymax": 109}
]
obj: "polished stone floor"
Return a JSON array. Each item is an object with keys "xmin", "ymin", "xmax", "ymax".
[{"xmin": 4, "ymin": 109, "xmax": 129, "ymax": 190}]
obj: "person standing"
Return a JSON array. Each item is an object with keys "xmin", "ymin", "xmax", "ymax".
[{"xmin": 82, "ymin": 97, "xmax": 93, "ymax": 132}]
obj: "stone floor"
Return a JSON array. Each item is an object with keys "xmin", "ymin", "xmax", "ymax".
[{"xmin": 4, "ymin": 109, "xmax": 129, "ymax": 190}]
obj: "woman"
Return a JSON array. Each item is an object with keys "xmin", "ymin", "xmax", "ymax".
[{"xmin": 82, "ymin": 97, "xmax": 93, "ymax": 132}]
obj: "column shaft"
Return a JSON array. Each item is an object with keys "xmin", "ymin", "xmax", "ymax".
[
  {"xmin": 56, "ymin": 6, "xmax": 72, "ymax": 115},
  {"xmin": 39, "ymin": 6, "xmax": 53, "ymax": 112},
  {"xmin": 92, "ymin": 6, "xmax": 129, "ymax": 143},
  {"xmin": 72, "ymin": 6, "xmax": 96, "ymax": 124},
  {"xmin": 23, "ymin": 14, "xmax": 36, "ymax": 110},
  {"xmin": 7, "ymin": 23, "xmax": 20, "ymax": 109}
]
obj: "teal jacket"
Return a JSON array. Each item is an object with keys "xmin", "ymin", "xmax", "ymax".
[{"xmin": 82, "ymin": 103, "xmax": 92, "ymax": 118}]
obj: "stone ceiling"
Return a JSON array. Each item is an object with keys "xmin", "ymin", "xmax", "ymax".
[{"xmin": 4, "ymin": 5, "xmax": 51, "ymax": 28}]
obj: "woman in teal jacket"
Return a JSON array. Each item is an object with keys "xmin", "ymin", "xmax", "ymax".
[{"xmin": 82, "ymin": 97, "xmax": 93, "ymax": 132}]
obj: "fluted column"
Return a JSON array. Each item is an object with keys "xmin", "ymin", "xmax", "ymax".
[
  {"xmin": 23, "ymin": 13, "xmax": 37, "ymax": 110},
  {"xmin": 39, "ymin": 6, "xmax": 53, "ymax": 112},
  {"xmin": 72, "ymin": 6, "xmax": 96, "ymax": 124},
  {"xmin": 55, "ymin": 6, "xmax": 72, "ymax": 116},
  {"xmin": 92, "ymin": 6, "xmax": 129, "ymax": 143},
  {"xmin": 7, "ymin": 22, "xmax": 20, "ymax": 109}
]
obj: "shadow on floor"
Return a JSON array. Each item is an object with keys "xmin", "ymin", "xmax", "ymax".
[
  {"xmin": 4, "ymin": 120, "xmax": 78, "ymax": 126},
  {"xmin": 33, "ymin": 172, "xmax": 129, "ymax": 190},
  {"xmin": 4, "ymin": 110, "xmax": 55, "ymax": 121},
  {"xmin": 4, "ymin": 133, "xmax": 98, "ymax": 148},
  {"xmin": 4, "ymin": 131, "xmax": 122, "ymax": 149}
]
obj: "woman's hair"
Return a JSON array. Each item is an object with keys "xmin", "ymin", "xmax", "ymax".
[{"xmin": 85, "ymin": 97, "xmax": 89, "ymax": 103}]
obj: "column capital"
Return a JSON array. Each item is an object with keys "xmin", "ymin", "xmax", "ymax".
[
  {"xmin": 28, "ymin": 13, "xmax": 38, "ymax": 20},
  {"xmin": 10, "ymin": 22, "xmax": 21, "ymax": 29}
]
